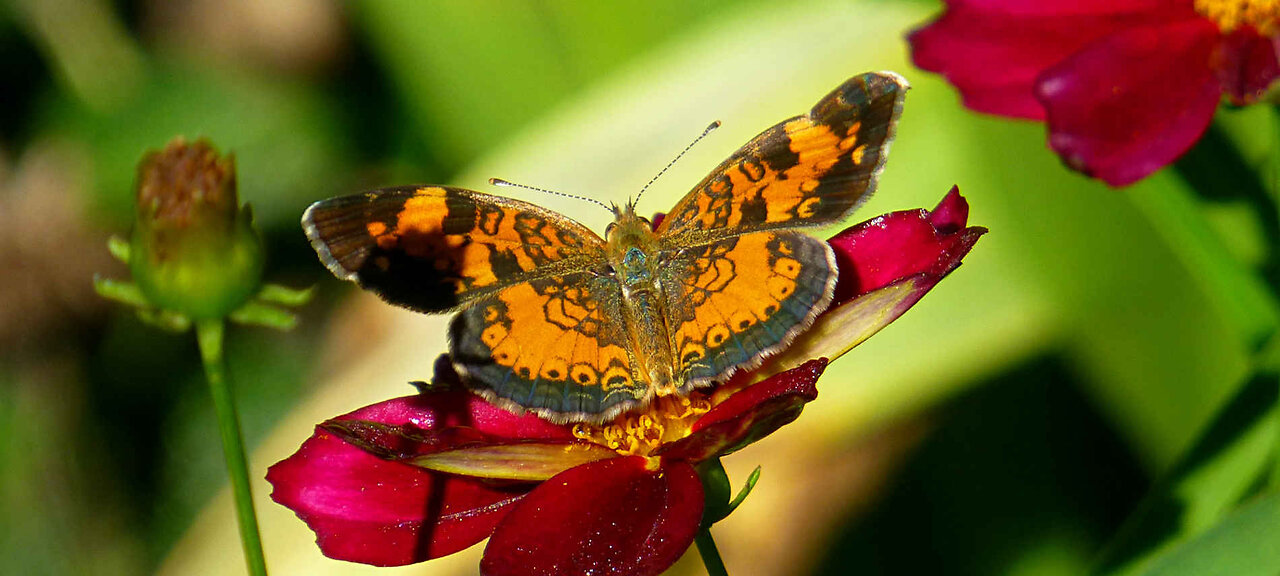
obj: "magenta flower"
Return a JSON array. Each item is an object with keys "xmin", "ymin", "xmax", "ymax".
[
  {"xmin": 268, "ymin": 188, "xmax": 985, "ymax": 575},
  {"xmin": 909, "ymin": 0, "xmax": 1280, "ymax": 186}
]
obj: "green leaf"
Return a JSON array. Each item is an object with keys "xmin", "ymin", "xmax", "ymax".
[
  {"xmin": 351, "ymin": 0, "xmax": 750, "ymax": 168},
  {"xmin": 1138, "ymin": 490, "xmax": 1280, "ymax": 576},
  {"xmin": 106, "ymin": 235, "xmax": 130, "ymax": 264},
  {"xmin": 228, "ymin": 301, "xmax": 297, "ymax": 331},
  {"xmin": 1091, "ymin": 370, "xmax": 1280, "ymax": 576},
  {"xmin": 725, "ymin": 465, "xmax": 761, "ymax": 517},
  {"xmin": 254, "ymin": 284, "xmax": 315, "ymax": 307}
]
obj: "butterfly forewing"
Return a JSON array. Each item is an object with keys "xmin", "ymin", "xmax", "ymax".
[
  {"xmin": 656, "ymin": 72, "xmax": 908, "ymax": 240},
  {"xmin": 303, "ymin": 186, "xmax": 605, "ymax": 313}
]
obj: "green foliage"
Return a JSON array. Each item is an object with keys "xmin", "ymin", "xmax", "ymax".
[{"xmin": 6, "ymin": 0, "xmax": 1280, "ymax": 574}]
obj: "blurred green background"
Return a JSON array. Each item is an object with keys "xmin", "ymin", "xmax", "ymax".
[{"xmin": 2, "ymin": 0, "xmax": 1276, "ymax": 575}]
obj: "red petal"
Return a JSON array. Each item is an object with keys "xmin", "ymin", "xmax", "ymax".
[
  {"xmin": 319, "ymin": 418, "xmax": 613, "ymax": 481},
  {"xmin": 345, "ymin": 389, "xmax": 575, "ymax": 441},
  {"xmin": 909, "ymin": 0, "xmax": 1181, "ymax": 119},
  {"xmin": 927, "ymin": 183, "xmax": 970, "ymax": 233},
  {"xmin": 267, "ymin": 392, "xmax": 575, "ymax": 566},
  {"xmin": 1034, "ymin": 18, "xmax": 1221, "ymax": 186},
  {"xmin": 267, "ymin": 426, "xmax": 528, "ymax": 566},
  {"xmin": 655, "ymin": 359, "xmax": 827, "ymax": 462},
  {"xmin": 481, "ymin": 457, "xmax": 703, "ymax": 576},
  {"xmin": 828, "ymin": 187, "xmax": 986, "ymax": 306},
  {"xmin": 1214, "ymin": 27, "xmax": 1280, "ymax": 104}
]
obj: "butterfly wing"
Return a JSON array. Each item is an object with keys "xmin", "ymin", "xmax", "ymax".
[
  {"xmin": 303, "ymin": 185, "xmax": 605, "ymax": 312},
  {"xmin": 305, "ymin": 185, "xmax": 644, "ymax": 421},
  {"xmin": 654, "ymin": 72, "xmax": 907, "ymax": 387},
  {"xmin": 449, "ymin": 273, "xmax": 649, "ymax": 423},
  {"xmin": 656, "ymin": 72, "xmax": 908, "ymax": 239}
]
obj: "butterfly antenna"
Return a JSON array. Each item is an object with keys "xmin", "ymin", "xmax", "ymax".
[
  {"xmin": 489, "ymin": 178, "xmax": 611, "ymax": 212},
  {"xmin": 634, "ymin": 120, "xmax": 721, "ymax": 206}
]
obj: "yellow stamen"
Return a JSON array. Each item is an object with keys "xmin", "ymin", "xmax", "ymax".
[
  {"xmin": 1196, "ymin": 0, "xmax": 1280, "ymax": 34},
  {"xmin": 572, "ymin": 394, "xmax": 713, "ymax": 457}
]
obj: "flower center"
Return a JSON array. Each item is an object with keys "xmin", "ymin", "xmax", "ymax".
[
  {"xmin": 1196, "ymin": 0, "xmax": 1280, "ymax": 34},
  {"xmin": 572, "ymin": 394, "xmax": 712, "ymax": 456}
]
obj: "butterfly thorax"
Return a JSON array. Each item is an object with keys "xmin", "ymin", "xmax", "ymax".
[{"xmin": 605, "ymin": 204, "xmax": 679, "ymax": 397}]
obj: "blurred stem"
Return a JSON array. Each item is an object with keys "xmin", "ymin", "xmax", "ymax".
[
  {"xmin": 1271, "ymin": 106, "xmax": 1280, "ymax": 231},
  {"xmin": 695, "ymin": 527, "xmax": 729, "ymax": 576},
  {"xmin": 196, "ymin": 319, "xmax": 268, "ymax": 576},
  {"xmin": 1159, "ymin": 132, "xmax": 1280, "ymax": 349},
  {"xmin": 1270, "ymin": 107, "xmax": 1280, "ymax": 491},
  {"xmin": 1269, "ymin": 106, "xmax": 1280, "ymax": 294},
  {"xmin": 1265, "ymin": 334, "xmax": 1280, "ymax": 491}
]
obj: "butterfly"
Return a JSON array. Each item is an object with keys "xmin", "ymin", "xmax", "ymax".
[{"xmin": 303, "ymin": 71, "xmax": 908, "ymax": 423}]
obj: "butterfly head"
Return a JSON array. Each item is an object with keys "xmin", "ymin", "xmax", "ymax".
[
  {"xmin": 604, "ymin": 201, "xmax": 661, "ymax": 287},
  {"xmin": 607, "ymin": 200, "xmax": 655, "ymax": 235}
]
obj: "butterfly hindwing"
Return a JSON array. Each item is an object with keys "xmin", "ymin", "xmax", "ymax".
[
  {"xmin": 660, "ymin": 230, "xmax": 836, "ymax": 387},
  {"xmin": 656, "ymin": 72, "xmax": 908, "ymax": 240},
  {"xmin": 449, "ymin": 272, "xmax": 647, "ymax": 422},
  {"xmin": 303, "ymin": 186, "xmax": 605, "ymax": 313}
]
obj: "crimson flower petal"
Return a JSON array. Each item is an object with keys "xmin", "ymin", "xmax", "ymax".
[
  {"xmin": 267, "ymin": 392, "xmax": 572, "ymax": 566},
  {"xmin": 829, "ymin": 186, "xmax": 986, "ymax": 305},
  {"xmin": 319, "ymin": 418, "xmax": 615, "ymax": 481},
  {"xmin": 481, "ymin": 457, "xmax": 703, "ymax": 576},
  {"xmin": 655, "ymin": 359, "xmax": 826, "ymax": 462},
  {"xmin": 1214, "ymin": 27, "xmax": 1280, "ymax": 104},
  {"xmin": 909, "ymin": 0, "xmax": 1178, "ymax": 119},
  {"xmin": 408, "ymin": 362, "xmax": 581, "ymax": 440},
  {"xmin": 1034, "ymin": 17, "xmax": 1221, "ymax": 186},
  {"xmin": 267, "ymin": 425, "xmax": 527, "ymax": 566}
]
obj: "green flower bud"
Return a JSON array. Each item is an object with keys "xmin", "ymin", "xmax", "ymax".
[{"xmin": 129, "ymin": 138, "xmax": 264, "ymax": 320}]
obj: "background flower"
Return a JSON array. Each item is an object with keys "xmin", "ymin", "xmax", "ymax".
[{"xmin": 909, "ymin": 0, "xmax": 1280, "ymax": 185}]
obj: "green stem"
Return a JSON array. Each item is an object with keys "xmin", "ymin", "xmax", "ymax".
[
  {"xmin": 196, "ymin": 319, "xmax": 268, "ymax": 576},
  {"xmin": 695, "ymin": 527, "xmax": 729, "ymax": 576}
]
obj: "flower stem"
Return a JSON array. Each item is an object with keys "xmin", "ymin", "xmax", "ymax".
[
  {"xmin": 195, "ymin": 318, "xmax": 268, "ymax": 576},
  {"xmin": 695, "ymin": 527, "xmax": 729, "ymax": 576}
]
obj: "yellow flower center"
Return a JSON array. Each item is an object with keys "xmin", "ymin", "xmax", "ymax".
[
  {"xmin": 572, "ymin": 394, "xmax": 712, "ymax": 457},
  {"xmin": 1196, "ymin": 0, "xmax": 1280, "ymax": 34}
]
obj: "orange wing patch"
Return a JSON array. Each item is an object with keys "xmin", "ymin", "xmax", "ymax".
[
  {"xmin": 450, "ymin": 273, "xmax": 647, "ymax": 422},
  {"xmin": 661, "ymin": 231, "xmax": 836, "ymax": 386}
]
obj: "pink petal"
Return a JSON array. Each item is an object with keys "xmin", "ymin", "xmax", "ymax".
[
  {"xmin": 320, "ymin": 418, "xmax": 616, "ymax": 481},
  {"xmin": 655, "ymin": 359, "xmax": 826, "ymax": 462},
  {"xmin": 347, "ymin": 386, "xmax": 575, "ymax": 442},
  {"xmin": 267, "ymin": 426, "xmax": 528, "ymax": 566},
  {"xmin": 481, "ymin": 457, "xmax": 703, "ymax": 576},
  {"xmin": 926, "ymin": 183, "xmax": 971, "ymax": 233},
  {"xmin": 828, "ymin": 186, "xmax": 987, "ymax": 306},
  {"xmin": 909, "ymin": 0, "xmax": 1183, "ymax": 119},
  {"xmin": 267, "ymin": 392, "xmax": 576, "ymax": 566},
  {"xmin": 948, "ymin": 0, "xmax": 1182, "ymax": 12},
  {"xmin": 1214, "ymin": 27, "xmax": 1280, "ymax": 104},
  {"xmin": 1034, "ymin": 18, "xmax": 1222, "ymax": 186}
]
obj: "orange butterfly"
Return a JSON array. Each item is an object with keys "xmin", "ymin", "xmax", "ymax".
[{"xmin": 304, "ymin": 72, "xmax": 908, "ymax": 422}]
